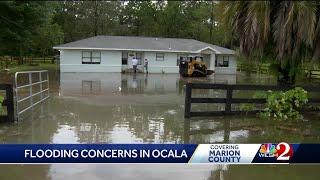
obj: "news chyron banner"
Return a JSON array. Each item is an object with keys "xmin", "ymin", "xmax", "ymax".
[{"xmin": 0, "ymin": 143, "xmax": 319, "ymax": 164}]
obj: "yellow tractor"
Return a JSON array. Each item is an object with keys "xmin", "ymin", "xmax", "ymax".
[{"xmin": 179, "ymin": 56, "xmax": 214, "ymax": 77}]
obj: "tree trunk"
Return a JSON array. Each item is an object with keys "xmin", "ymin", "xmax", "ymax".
[
  {"xmin": 209, "ymin": 1, "xmax": 214, "ymax": 43},
  {"xmin": 277, "ymin": 64, "xmax": 295, "ymax": 85},
  {"xmin": 136, "ymin": 18, "xmax": 140, "ymax": 36},
  {"xmin": 5, "ymin": 57, "xmax": 8, "ymax": 69},
  {"xmin": 94, "ymin": 0, "xmax": 98, "ymax": 36},
  {"xmin": 312, "ymin": 34, "xmax": 320, "ymax": 61}
]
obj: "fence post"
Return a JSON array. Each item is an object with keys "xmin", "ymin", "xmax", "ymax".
[
  {"xmin": 223, "ymin": 119, "xmax": 230, "ymax": 143},
  {"xmin": 184, "ymin": 83, "xmax": 192, "ymax": 118},
  {"xmin": 183, "ymin": 119, "xmax": 190, "ymax": 143},
  {"xmin": 225, "ymin": 86, "xmax": 233, "ymax": 113},
  {"xmin": 6, "ymin": 85, "xmax": 14, "ymax": 122}
]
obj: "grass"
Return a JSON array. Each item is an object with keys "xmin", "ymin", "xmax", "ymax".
[{"xmin": 2, "ymin": 63, "xmax": 58, "ymax": 74}]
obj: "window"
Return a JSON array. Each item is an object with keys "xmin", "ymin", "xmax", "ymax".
[
  {"xmin": 156, "ymin": 53, "xmax": 164, "ymax": 61},
  {"xmin": 216, "ymin": 56, "xmax": 229, "ymax": 67},
  {"xmin": 222, "ymin": 56, "xmax": 229, "ymax": 67},
  {"xmin": 136, "ymin": 52, "xmax": 142, "ymax": 65},
  {"xmin": 122, "ymin": 52, "xmax": 128, "ymax": 65},
  {"xmin": 176, "ymin": 54, "xmax": 187, "ymax": 66},
  {"xmin": 82, "ymin": 51, "xmax": 101, "ymax": 64}
]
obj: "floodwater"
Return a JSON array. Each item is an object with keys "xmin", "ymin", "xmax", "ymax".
[{"xmin": 0, "ymin": 72, "xmax": 320, "ymax": 180}]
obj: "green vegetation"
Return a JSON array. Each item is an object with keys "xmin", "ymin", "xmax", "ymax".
[
  {"xmin": 0, "ymin": 1, "xmax": 232, "ymax": 58},
  {"xmin": 237, "ymin": 62, "xmax": 271, "ymax": 74},
  {"xmin": 261, "ymin": 87, "xmax": 308, "ymax": 120},
  {"xmin": 1, "ymin": 1, "xmax": 320, "ymax": 83},
  {"xmin": 0, "ymin": 1, "xmax": 63, "ymax": 57},
  {"xmin": 223, "ymin": 1, "xmax": 320, "ymax": 83},
  {"xmin": 0, "ymin": 56, "xmax": 55, "ymax": 69},
  {"xmin": 239, "ymin": 104, "xmax": 255, "ymax": 112},
  {"xmin": 5, "ymin": 63, "xmax": 58, "ymax": 73}
]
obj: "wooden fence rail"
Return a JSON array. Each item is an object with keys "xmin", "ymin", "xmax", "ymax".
[
  {"xmin": 184, "ymin": 83, "xmax": 320, "ymax": 118},
  {"xmin": 0, "ymin": 56, "xmax": 57, "ymax": 69},
  {"xmin": 0, "ymin": 84, "xmax": 14, "ymax": 122},
  {"xmin": 306, "ymin": 70, "xmax": 320, "ymax": 79},
  {"xmin": 237, "ymin": 63, "xmax": 270, "ymax": 74}
]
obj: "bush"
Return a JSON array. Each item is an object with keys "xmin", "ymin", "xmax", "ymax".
[{"xmin": 261, "ymin": 87, "xmax": 308, "ymax": 120}]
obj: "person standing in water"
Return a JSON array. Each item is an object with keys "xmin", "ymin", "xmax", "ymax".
[
  {"xmin": 132, "ymin": 56, "xmax": 138, "ymax": 74},
  {"xmin": 144, "ymin": 58, "xmax": 148, "ymax": 74}
]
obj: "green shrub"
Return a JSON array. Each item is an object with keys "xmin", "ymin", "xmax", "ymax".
[
  {"xmin": 240, "ymin": 104, "xmax": 255, "ymax": 112},
  {"xmin": 261, "ymin": 87, "xmax": 308, "ymax": 120}
]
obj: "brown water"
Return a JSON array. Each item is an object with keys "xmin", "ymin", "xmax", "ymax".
[{"xmin": 0, "ymin": 72, "xmax": 320, "ymax": 180}]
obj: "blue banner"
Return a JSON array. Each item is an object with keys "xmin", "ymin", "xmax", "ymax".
[
  {"xmin": 0, "ymin": 143, "xmax": 320, "ymax": 164},
  {"xmin": 0, "ymin": 144, "xmax": 197, "ymax": 163}
]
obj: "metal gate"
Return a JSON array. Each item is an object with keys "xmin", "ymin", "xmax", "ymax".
[{"xmin": 14, "ymin": 70, "xmax": 49, "ymax": 120}]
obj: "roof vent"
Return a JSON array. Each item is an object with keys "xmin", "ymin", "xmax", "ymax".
[{"xmin": 155, "ymin": 37, "xmax": 158, "ymax": 40}]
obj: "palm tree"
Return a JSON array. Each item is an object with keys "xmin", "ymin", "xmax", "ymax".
[{"xmin": 222, "ymin": 1, "xmax": 320, "ymax": 84}]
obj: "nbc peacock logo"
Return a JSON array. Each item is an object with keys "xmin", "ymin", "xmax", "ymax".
[
  {"xmin": 258, "ymin": 142, "xmax": 293, "ymax": 160},
  {"xmin": 259, "ymin": 143, "xmax": 277, "ymax": 157}
]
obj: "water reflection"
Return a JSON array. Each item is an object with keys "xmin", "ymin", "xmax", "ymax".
[
  {"xmin": 60, "ymin": 73, "xmax": 240, "ymax": 97},
  {"xmin": 82, "ymin": 80, "xmax": 101, "ymax": 95},
  {"xmin": 0, "ymin": 72, "xmax": 319, "ymax": 180}
]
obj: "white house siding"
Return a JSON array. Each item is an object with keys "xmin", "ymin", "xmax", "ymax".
[
  {"xmin": 214, "ymin": 54, "xmax": 237, "ymax": 74},
  {"xmin": 144, "ymin": 52, "xmax": 179, "ymax": 73},
  {"xmin": 60, "ymin": 50, "xmax": 121, "ymax": 72},
  {"xmin": 60, "ymin": 50, "xmax": 180, "ymax": 73},
  {"xmin": 60, "ymin": 49, "xmax": 236, "ymax": 74}
]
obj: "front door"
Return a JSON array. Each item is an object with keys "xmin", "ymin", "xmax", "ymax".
[
  {"xmin": 127, "ymin": 52, "xmax": 144, "ymax": 72},
  {"xmin": 122, "ymin": 51, "xmax": 128, "ymax": 71}
]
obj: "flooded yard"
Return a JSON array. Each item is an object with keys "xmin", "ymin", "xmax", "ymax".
[{"xmin": 0, "ymin": 72, "xmax": 320, "ymax": 180}]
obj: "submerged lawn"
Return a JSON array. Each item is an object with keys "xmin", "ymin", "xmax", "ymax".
[{"xmin": 1, "ymin": 63, "xmax": 58, "ymax": 73}]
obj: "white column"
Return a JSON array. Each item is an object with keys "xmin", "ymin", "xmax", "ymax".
[{"xmin": 209, "ymin": 53, "xmax": 216, "ymax": 71}]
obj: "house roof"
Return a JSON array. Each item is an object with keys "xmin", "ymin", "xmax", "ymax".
[{"xmin": 53, "ymin": 35, "xmax": 235, "ymax": 54}]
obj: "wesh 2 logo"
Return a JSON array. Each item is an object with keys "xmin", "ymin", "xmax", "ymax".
[{"xmin": 259, "ymin": 142, "xmax": 293, "ymax": 160}]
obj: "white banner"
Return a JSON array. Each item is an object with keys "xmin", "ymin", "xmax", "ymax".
[{"xmin": 189, "ymin": 144, "xmax": 261, "ymax": 164}]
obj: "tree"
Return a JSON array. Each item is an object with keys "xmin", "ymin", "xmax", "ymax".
[
  {"xmin": 53, "ymin": 1, "xmax": 122, "ymax": 41},
  {"xmin": 32, "ymin": 2, "xmax": 64, "ymax": 57},
  {"xmin": 0, "ymin": 1, "xmax": 47, "ymax": 56},
  {"xmin": 0, "ymin": 1, "xmax": 64, "ymax": 58},
  {"xmin": 222, "ymin": 1, "xmax": 320, "ymax": 84},
  {"xmin": 118, "ymin": 1, "xmax": 157, "ymax": 36}
]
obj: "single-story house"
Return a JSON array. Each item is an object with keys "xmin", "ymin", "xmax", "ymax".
[{"xmin": 53, "ymin": 36, "xmax": 236, "ymax": 74}]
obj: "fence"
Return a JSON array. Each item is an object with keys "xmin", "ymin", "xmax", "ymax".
[
  {"xmin": 306, "ymin": 70, "xmax": 320, "ymax": 79},
  {"xmin": 0, "ymin": 84, "xmax": 14, "ymax": 122},
  {"xmin": 15, "ymin": 70, "xmax": 49, "ymax": 120},
  {"xmin": 0, "ymin": 56, "xmax": 57, "ymax": 69},
  {"xmin": 184, "ymin": 83, "xmax": 320, "ymax": 118},
  {"xmin": 237, "ymin": 63, "xmax": 270, "ymax": 74}
]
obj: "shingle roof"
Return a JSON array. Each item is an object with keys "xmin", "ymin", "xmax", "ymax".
[{"xmin": 53, "ymin": 35, "xmax": 235, "ymax": 54}]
